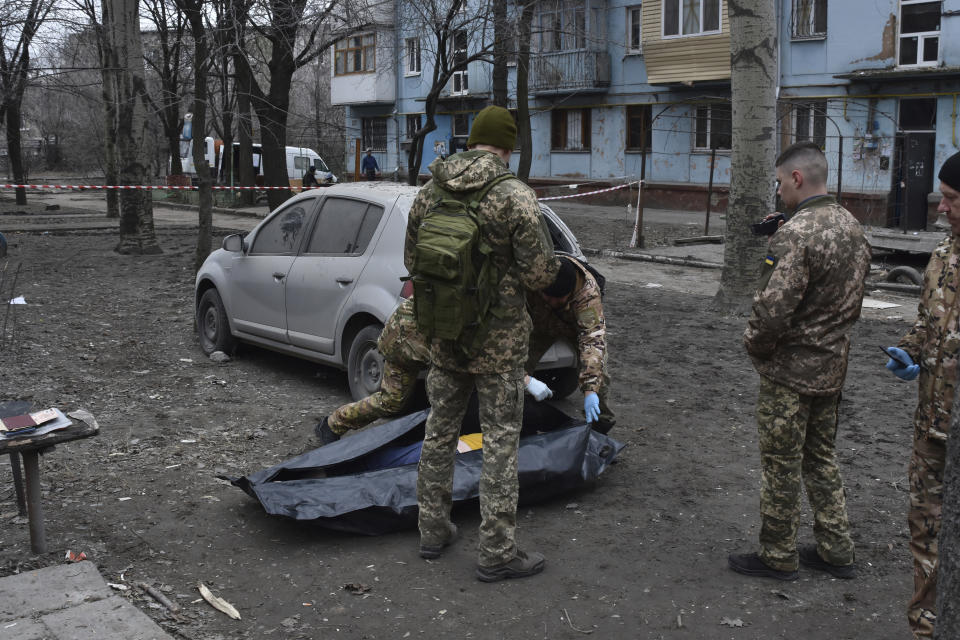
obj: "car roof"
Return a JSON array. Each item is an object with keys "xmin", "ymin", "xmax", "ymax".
[{"xmin": 315, "ymin": 182, "xmax": 421, "ymax": 210}]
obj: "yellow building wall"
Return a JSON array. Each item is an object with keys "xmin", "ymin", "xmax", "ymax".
[{"xmin": 642, "ymin": 1, "xmax": 731, "ymax": 84}]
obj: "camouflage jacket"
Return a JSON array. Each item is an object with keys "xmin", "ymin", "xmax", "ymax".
[
  {"xmin": 377, "ymin": 297, "xmax": 430, "ymax": 367},
  {"xmin": 897, "ymin": 235, "xmax": 960, "ymax": 444},
  {"xmin": 526, "ymin": 257, "xmax": 606, "ymax": 393},
  {"xmin": 744, "ymin": 195, "xmax": 871, "ymax": 395},
  {"xmin": 404, "ymin": 150, "xmax": 558, "ymax": 373}
]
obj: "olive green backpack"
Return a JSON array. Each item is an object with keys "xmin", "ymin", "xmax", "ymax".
[{"xmin": 409, "ymin": 174, "xmax": 513, "ymax": 356}]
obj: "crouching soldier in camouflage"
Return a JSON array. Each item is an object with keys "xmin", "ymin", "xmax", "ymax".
[
  {"xmin": 882, "ymin": 150, "xmax": 960, "ymax": 638},
  {"xmin": 525, "ymin": 255, "xmax": 614, "ymax": 433},
  {"xmin": 315, "ymin": 296, "xmax": 563, "ymax": 445},
  {"xmin": 315, "ymin": 298, "xmax": 427, "ymax": 445},
  {"xmin": 728, "ymin": 141, "xmax": 871, "ymax": 582}
]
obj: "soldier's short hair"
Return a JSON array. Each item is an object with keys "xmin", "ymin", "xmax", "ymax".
[{"xmin": 776, "ymin": 141, "xmax": 827, "ymax": 186}]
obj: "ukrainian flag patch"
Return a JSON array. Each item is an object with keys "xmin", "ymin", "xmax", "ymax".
[{"xmin": 764, "ymin": 255, "xmax": 776, "ymax": 266}]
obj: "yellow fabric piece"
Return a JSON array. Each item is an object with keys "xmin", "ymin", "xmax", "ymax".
[{"xmin": 457, "ymin": 432, "xmax": 483, "ymax": 452}]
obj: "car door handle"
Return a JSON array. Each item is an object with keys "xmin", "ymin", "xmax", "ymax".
[
  {"xmin": 336, "ymin": 277, "xmax": 354, "ymax": 286},
  {"xmin": 273, "ymin": 272, "xmax": 286, "ymax": 281}
]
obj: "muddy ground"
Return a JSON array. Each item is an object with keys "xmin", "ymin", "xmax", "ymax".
[{"xmin": 0, "ymin": 193, "xmax": 925, "ymax": 639}]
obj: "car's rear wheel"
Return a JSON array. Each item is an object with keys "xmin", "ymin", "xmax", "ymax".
[
  {"xmin": 197, "ymin": 288, "xmax": 237, "ymax": 356},
  {"xmin": 347, "ymin": 324, "xmax": 385, "ymax": 401}
]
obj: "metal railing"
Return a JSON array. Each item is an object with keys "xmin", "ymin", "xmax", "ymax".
[{"xmin": 530, "ymin": 50, "xmax": 611, "ymax": 94}]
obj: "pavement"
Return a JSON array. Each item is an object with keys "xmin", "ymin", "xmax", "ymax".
[
  {"xmin": 0, "ymin": 561, "xmax": 174, "ymax": 639},
  {"xmin": 0, "ymin": 184, "xmax": 920, "ymax": 632}
]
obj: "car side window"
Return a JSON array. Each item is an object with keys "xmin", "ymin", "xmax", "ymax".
[
  {"xmin": 306, "ymin": 197, "xmax": 385, "ymax": 255},
  {"xmin": 250, "ymin": 202, "xmax": 313, "ymax": 255}
]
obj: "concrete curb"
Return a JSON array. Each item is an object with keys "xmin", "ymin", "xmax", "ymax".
[
  {"xmin": 583, "ymin": 246, "xmax": 723, "ymax": 270},
  {"xmin": 156, "ymin": 200, "xmax": 266, "ymax": 219}
]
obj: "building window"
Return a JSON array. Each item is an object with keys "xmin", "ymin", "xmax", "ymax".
[
  {"xmin": 452, "ymin": 114, "xmax": 470, "ymax": 137},
  {"xmin": 405, "ymin": 38, "xmax": 421, "ymax": 74},
  {"xmin": 627, "ymin": 6, "xmax": 643, "ymax": 53},
  {"xmin": 792, "ymin": 0, "xmax": 827, "ymax": 39},
  {"xmin": 899, "ymin": 1, "xmax": 940, "ymax": 67},
  {"xmin": 451, "ymin": 30, "xmax": 469, "ymax": 95},
  {"xmin": 538, "ymin": 0, "xmax": 586, "ymax": 52},
  {"xmin": 362, "ymin": 117, "xmax": 387, "ymax": 152},
  {"xmin": 626, "ymin": 105, "xmax": 651, "ymax": 151},
  {"xmin": 694, "ymin": 103, "xmax": 731, "ymax": 150},
  {"xmin": 551, "ymin": 108, "xmax": 591, "ymax": 151},
  {"xmin": 793, "ymin": 100, "xmax": 827, "ymax": 148},
  {"xmin": 405, "ymin": 114, "xmax": 421, "ymax": 139},
  {"xmin": 334, "ymin": 34, "xmax": 376, "ymax": 75},
  {"xmin": 663, "ymin": 0, "xmax": 721, "ymax": 37}
]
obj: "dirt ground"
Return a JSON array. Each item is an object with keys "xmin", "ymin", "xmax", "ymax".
[{"xmin": 0, "ymin": 192, "xmax": 925, "ymax": 639}]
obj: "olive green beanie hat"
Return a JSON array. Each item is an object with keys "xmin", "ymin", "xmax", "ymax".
[{"xmin": 467, "ymin": 105, "xmax": 517, "ymax": 151}]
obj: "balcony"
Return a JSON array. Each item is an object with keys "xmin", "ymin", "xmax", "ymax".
[{"xmin": 530, "ymin": 50, "xmax": 610, "ymax": 95}]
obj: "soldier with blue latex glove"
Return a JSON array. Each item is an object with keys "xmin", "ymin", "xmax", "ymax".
[
  {"xmin": 584, "ymin": 392, "xmax": 600, "ymax": 423},
  {"xmin": 524, "ymin": 375, "xmax": 553, "ymax": 401},
  {"xmin": 883, "ymin": 346, "xmax": 920, "ymax": 381}
]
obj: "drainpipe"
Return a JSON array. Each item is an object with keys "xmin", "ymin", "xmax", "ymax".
[{"xmin": 393, "ymin": 0, "xmax": 402, "ymax": 181}]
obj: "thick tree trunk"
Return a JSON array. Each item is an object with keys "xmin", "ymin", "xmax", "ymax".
[
  {"xmin": 491, "ymin": 0, "xmax": 508, "ymax": 107},
  {"xmin": 98, "ymin": 26, "xmax": 120, "ymax": 219},
  {"xmin": 237, "ymin": 85, "xmax": 255, "ymax": 205},
  {"xmin": 937, "ymin": 374, "xmax": 960, "ymax": 637},
  {"xmin": 5, "ymin": 100, "xmax": 27, "ymax": 206},
  {"xmin": 515, "ymin": 1, "xmax": 534, "ymax": 181},
  {"xmin": 717, "ymin": 0, "xmax": 777, "ymax": 307},
  {"xmin": 103, "ymin": 0, "xmax": 162, "ymax": 255}
]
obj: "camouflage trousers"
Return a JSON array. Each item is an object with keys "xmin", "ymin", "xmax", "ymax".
[
  {"xmin": 417, "ymin": 366, "xmax": 525, "ymax": 567},
  {"xmin": 756, "ymin": 376, "xmax": 854, "ymax": 572},
  {"xmin": 907, "ymin": 437, "xmax": 945, "ymax": 638},
  {"xmin": 328, "ymin": 360, "xmax": 422, "ymax": 434}
]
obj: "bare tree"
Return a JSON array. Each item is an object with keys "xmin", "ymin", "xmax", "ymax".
[
  {"xmin": 173, "ymin": 0, "xmax": 214, "ymax": 270},
  {"xmin": 141, "ymin": 0, "xmax": 190, "ymax": 176},
  {"xmin": 232, "ymin": 0, "xmax": 372, "ymax": 209},
  {"xmin": 514, "ymin": 0, "xmax": 534, "ymax": 181},
  {"xmin": 401, "ymin": 0, "xmax": 496, "ymax": 185},
  {"xmin": 717, "ymin": 0, "xmax": 777, "ymax": 306},
  {"xmin": 490, "ymin": 0, "xmax": 507, "ymax": 107},
  {"xmin": 0, "ymin": 0, "xmax": 56, "ymax": 205},
  {"xmin": 102, "ymin": 0, "xmax": 162, "ymax": 254}
]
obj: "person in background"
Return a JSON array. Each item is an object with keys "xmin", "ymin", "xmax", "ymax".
[
  {"xmin": 362, "ymin": 149, "xmax": 380, "ymax": 181},
  {"xmin": 728, "ymin": 141, "xmax": 871, "ymax": 582},
  {"xmin": 302, "ymin": 165, "xmax": 319, "ymax": 189},
  {"xmin": 883, "ymin": 150, "xmax": 960, "ymax": 638}
]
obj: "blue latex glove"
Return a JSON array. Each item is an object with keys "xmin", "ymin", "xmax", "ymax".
[
  {"xmin": 884, "ymin": 346, "xmax": 920, "ymax": 381},
  {"xmin": 584, "ymin": 392, "xmax": 600, "ymax": 423}
]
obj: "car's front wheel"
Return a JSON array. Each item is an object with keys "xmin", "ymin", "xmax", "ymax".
[
  {"xmin": 197, "ymin": 288, "xmax": 237, "ymax": 356},
  {"xmin": 347, "ymin": 324, "xmax": 385, "ymax": 401}
]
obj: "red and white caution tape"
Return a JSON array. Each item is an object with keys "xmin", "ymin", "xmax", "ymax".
[
  {"xmin": 1, "ymin": 180, "xmax": 642, "ymax": 200},
  {"xmin": 539, "ymin": 180, "xmax": 641, "ymax": 201},
  {"xmin": 0, "ymin": 184, "xmax": 305, "ymax": 191}
]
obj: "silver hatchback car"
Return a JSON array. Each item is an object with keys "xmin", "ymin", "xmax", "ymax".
[{"xmin": 195, "ymin": 182, "xmax": 584, "ymax": 401}]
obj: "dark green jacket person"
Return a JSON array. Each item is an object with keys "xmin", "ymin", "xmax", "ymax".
[{"xmin": 404, "ymin": 105, "xmax": 558, "ymax": 582}]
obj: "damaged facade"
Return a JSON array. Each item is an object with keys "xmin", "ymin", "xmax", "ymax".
[{"xmin": 332, "ymin": 0, "xmax": 960, "ymax": 228}]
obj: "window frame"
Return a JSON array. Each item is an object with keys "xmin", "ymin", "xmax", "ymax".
[
  {"xmin": 451, "ymin": 29, "xmax": 469, "ymax": 95},
  {"xmin": 405, "ymin": 114, "xmax": 422, "ymax": 140},
  {"xmin": 304, "ymin": 197, "xmax": 385, "ymax": 257},
  {"xmin": 537, "ymin": 0, "xmax": 587, "ymax": 53},
  {"xmin": 334, "ymin": 33, "xmax": 376, "ymax": 76},
  {"xmin": 551, "ymin": 108, "xmax": 592, "ymax": 152},
  {"xmin": 791, "ymin": 100, "xmax": 827, "ymax": 149},
  {"xmin": 627, "ymin": 5, "xmax": 643, "ymax": 54},
  {"xmin": 452, "ymin": 113, "xmax": 470, "ymax": 138},
  {"xmin": 625, "ymin": 105, "xmax": 652, "ymax": 152},
  {"xmin": 361, "ymin": 117, "xmax": 388, "ymax": 153},
  {"xmin": 405, "ymin": 37, "xmax": 421, "ymax": 75},
  {"xmin": 898, "ymin": 0, "xmax": 941, "ymax": 68},
  {"xmin": 791, "ymin": 0, "xmax": 827, "ymax": 40},
  {"xmin": 693, "ymin": 103, "xmax": 732, "ymax": 152},
  {"xmin": 662, "ymin": 0, "xmax": 722, "ymax": 38}
]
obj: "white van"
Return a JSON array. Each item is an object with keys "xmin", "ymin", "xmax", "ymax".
[{"xmin": 178, "ymin": 128, "xmax": 336, "ymax": 186}]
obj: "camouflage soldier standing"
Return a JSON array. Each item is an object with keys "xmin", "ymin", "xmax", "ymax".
[
  {"xmin": 526, "ymin": 255, "xmax": 615, "ymax": 433},
  {"xmin": 404, "ymin": 105, "xmax": 558, "ymax": 581},
  {"xmin": 729, "ymin": 141, "xmax": 871, "ymax": 581},
  {"xmin": 883, "ymin": 150, "xmax": 960, "ymax": 638}
]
